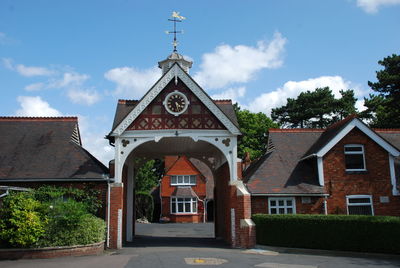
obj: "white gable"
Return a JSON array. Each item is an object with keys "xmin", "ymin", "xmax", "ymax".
[
  {"xmin": 316, "ymin": 118, "xmax": 400, "ymax": 157},
  {"xmin": 111, "ymin": 63, "xmax": 241, "ymax": 136}
]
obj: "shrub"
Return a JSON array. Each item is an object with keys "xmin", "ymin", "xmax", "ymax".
[
  {"xmin": 39, "ymin": 199, "xmax": 105, "ymax": 247},
  {"xmin": 252, "ymin": 214, "xmax": 400, "ymax": 254},
  {"xmin": 0, "ymin": 192, "xmax": 47, "ymax": 248},
  {"xmin": 34, "ymin": 185, "xmax": 102, "ymax": 215},
  {"xmin": 135, "ymin": 191, "xmax": 154, "ymax": 221},
  {"xmin": 40, "ymin": 214, "xmax": 105, "ymax": 247}
]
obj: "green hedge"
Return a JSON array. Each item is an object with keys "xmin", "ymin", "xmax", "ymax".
[{"xmin": 252, "ymin": 214, "xmax": 400, "ymax": 254}]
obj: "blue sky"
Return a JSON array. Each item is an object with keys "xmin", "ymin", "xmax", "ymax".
[{"xmin": 1, "ymin": 0, "xmax": 399, "ymax": 164}]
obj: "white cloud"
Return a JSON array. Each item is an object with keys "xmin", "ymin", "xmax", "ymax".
[
  {"xmin": 194, "ymin": 32, "xmax": 287, "ymax": 89},
  {"xmin": 355, "ymin": 99, "xmax": 367, "ymax": 112},
  {"xmin": 78, "ymin": 115, "xmax": 113, "ymax": 165},
  {"xmin": 15, "ymin": 64, "xmax": 55, "ymax": 77},
  {"xmin": 67, "ymin": 88, "xmax": 101, "ymax": 106},
  {"xmin": 246, "ymin": 76, "xmax": 357, "ymax": 116},
  {"xmin": 16, "ymin": 96, "xmax": 62, "ymax": 116},
  {"xmin": 357, "ymin": 0, "xmax": 400, "ymax": 13},
  {"xmin": 49, "ymin": 72, "xmax": 89, "ymax": 88},
  {"xmin": 24, "ymin": 82, "xmax": 45, "ymax": 91},
  {"xmin": 104, "ymin": 66, "xmax": 161, "ymax": 99},
  {"xmin": 2, "ymin": 58, "xmax": 55, "ymax": 77},
  {"xmin": 211, "ymin": 87, "xmax": 246, "ymax": 103}
]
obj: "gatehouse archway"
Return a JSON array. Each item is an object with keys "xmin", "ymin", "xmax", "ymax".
[{"xmin": 106, "ymin": 52, "xmax": 255, "ymax": 249}]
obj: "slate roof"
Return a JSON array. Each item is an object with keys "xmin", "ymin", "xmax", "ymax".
[
  {"xmin": 244, "ymin": 129, "xmax": 325, "ymax": 195},
  {"xmin": 111, "ymin": 99, "xmax": 239, "ymax": 133},
  {"xmin": 244, "ymin": 117, "xmax": 400, "ymax": 195},
  {"xmin": 189, "ymin": 158, "xmax": 214, "ymax": 199},
  {"xmin": 172, "ymin": 186, "xmax": 197, "ymax": 198},
  {"xmin": 0, "ymin": 117, "xmax": 108, "ymax": 181}
]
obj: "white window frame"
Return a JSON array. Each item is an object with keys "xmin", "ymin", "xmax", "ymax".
[
  {"xmin": 344, "ymin": 144, "xmax": 366, "ymax": 171},
  {"xmin": 170, "ymin": 175, "xmax": 196, "ymax": 186},
  {"xmin": 346, "ymin": 195, "xmax": 374, "ymax": 215},
  {"xmin": 268, "ymin": 197, "xmax": 296, "ymax": 215},
  {"xmin": 170, "ymin": 197, "xmax": 198, "ymax": 214}
]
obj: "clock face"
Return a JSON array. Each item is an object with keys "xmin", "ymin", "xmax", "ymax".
[{"xmin": 164, "ymin": 91, "xmax": 189, "ymax": 115}]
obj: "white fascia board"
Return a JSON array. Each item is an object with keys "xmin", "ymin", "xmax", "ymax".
[
  {"xmin": 120, "ymin": 129, "xmax": 233, "ymax": 138},
  {"xmin": 317, "ymin": 118, "xmax": 400, "ymax": 157},
  {"xmin": 112, "ymin": 64, "xmax": 241, "ymax": 137},
  {"xmin": 389, "ymin": 154, "xmax": 399, "ymax": 196},
  {"xmin": 251, "ymin": 193, "xmax": 328, "ymax": 197},
  {"xmin": 317, "ymin": 156, "xmax": 325, "ymax": 186}
]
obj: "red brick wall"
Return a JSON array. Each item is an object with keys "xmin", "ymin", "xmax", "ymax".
[
  {"xmin": 251, "ymin": 196, "xmax": 324, "ymax": 215},
  {"xmin": 323, "ymin": 128, "xmax": 400, "ymax": 216}
]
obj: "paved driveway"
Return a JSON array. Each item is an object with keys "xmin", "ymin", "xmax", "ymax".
[
  {"xmin": 135, "ymin": 222, "xmax": 215, "ymax": 238},
  {"xmin": 1, "ymin": 223, "xmax": 399, "ymax": 268}
]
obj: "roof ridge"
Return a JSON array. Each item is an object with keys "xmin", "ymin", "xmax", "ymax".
[
  {"xmin": 213, "ymin": 99, "xmax": 232, "ymax": 104},
  {"xmin": 118, "ymin": 99, "xmax": 139, "ymax": 104},
  {"xmin": 0, "ymin": 116, "xmax": 78, "ymax": 121},
  {"xmin": 269, "ymin": 128, "xmax": 325, "ymax": 133},
  {"xmin": 325, "ymin": 114, "xmax": 357, "ymax": 131},
  {"xmin": 374, "ymin": 128, "xmax": 400, "ymax": 132}
]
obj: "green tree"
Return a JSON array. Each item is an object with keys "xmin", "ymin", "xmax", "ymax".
[
  {"xmin": 271, "ymin": 87, "xmax": 357, "ymax": 128},
  {"xmin": 234, "ymin": 104, "xmax": 278, "ymax": 160},
  {"xmin": 134, "ymin": 159, "xmax": 161, "ymax": 193},
  {"xmin": 363, "ymin": 54, "xmax": 400, "ymax": 128}
]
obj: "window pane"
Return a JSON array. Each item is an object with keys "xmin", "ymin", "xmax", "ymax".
[
  {"xmin": 178, "ymin": 176, "xmax": 183, "ymax": 183},
  {"xmin": 172, "ymin": 202, "xmax": 176, "ymax": 213},
  {"xmin": 286, "ymin": 200, "xmax": 292, "ymax": 206},
  {"xmin": 190, "ymin": 175, "xmax": 196, "ymax": 184},
  {"xmin": 287, "ymin": 208, "xmax": 293, "ymax": 214},
  {"xmin": 270, "ymin": 200, "xmax": 276, "ymax": 206},
  {"xmin": 271, "ymin": 208, "xmax": 277, "ymax": 214},
  {"xmin": 184, "ymin": 202, "xmax": 191, "ymax": 212},
  {"xmin": 171, "ymin": 176, "xmax": 177, "ymax": 184},
  {"xmin": 348, "ymin": 205, "xmax": 372, "ymax": 215},
  {"xmin": 178, "ymin": 203, "xmax": 184, "ymax": 212},
  {"xmin": 192, "ymin": 200, "xmax": 197, "ymax": 212},
  {"xmin": 279, "ymin": 208, "xmax": 285, "ymax": 214},
  {"xmin": 278, "ymin": 200, "xmax": 284, "ymax": 206},
  {"xmin": 178, "ymin": 198, "xmax": 183, "ymax": 202},
  {"xmin": 184, "ymin": 176, "xmax": 189, "ymax": 184},
  {"xmin": 348, "ymin": 198, "xmax": 370, "ymax": 204},
  {"xmin": 345, "ymin": 146, "xmax": 362, "ymax": 152},
  {"xmin": 345, "ymin": 154, "xmax": 364, "ymax": 169}
]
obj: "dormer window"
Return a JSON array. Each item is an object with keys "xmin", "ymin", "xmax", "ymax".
[
  {"xmin": 170, "ymin": 175, "xmax": 196, "ymax": 186},
  {"xmin": 344, "ymin": 144, "xmax": 366, "ymax": 171}
]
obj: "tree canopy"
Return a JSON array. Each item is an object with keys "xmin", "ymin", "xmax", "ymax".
[
  {"xmin": 134, "ymin": 159, "xmax": 163, "ymax": 193},
  {"xmin": 362, "ymin": 54, "xmax": 400, "ymax": 128},
  {"xmin": 271, "ymin": 87, "xmax": 357, "ymax": 128},
  {"xmin": 234, "ymin": 104, "xmax": 278, "ymax": 160}
]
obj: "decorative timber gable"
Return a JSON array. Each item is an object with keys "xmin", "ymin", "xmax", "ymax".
[
  {"xmin": 128, "ymin": 79, "xmax": 225, "ymax": 130},
  {"xmin": 111, "ymin": 63, "xmax": 241, "ymax": 136}
]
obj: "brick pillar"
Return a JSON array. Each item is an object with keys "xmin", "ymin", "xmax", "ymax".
[
  {"xmin": 108, "ymin": 183, "xmax": 124, "ymax": 249},
  {"xmin": 231, "ymin": 182, "xmax": 256, "ymax": 248}
]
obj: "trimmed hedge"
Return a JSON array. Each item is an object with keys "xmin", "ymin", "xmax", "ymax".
[{"xmin": 252, "ymin": 214, "xmax": 400, "ymax": 254}]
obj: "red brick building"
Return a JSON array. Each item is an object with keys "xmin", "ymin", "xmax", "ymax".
[
  {"xmin": 245, "ymin": 116, "xmax": 400, "ymax": 217},
  {"xmin": 159, "ymin": 155, "xmax": 209, "ymax": 223}
]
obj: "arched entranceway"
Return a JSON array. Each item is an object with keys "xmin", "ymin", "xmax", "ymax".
[{"xmin": 106, "ymin": 52, "xmax": 255, "ymax": 249}]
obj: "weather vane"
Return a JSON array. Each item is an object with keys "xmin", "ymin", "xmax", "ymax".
[{"xmin": 165, "ymin": 11, "xmax": 186, "ymax": 52}]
